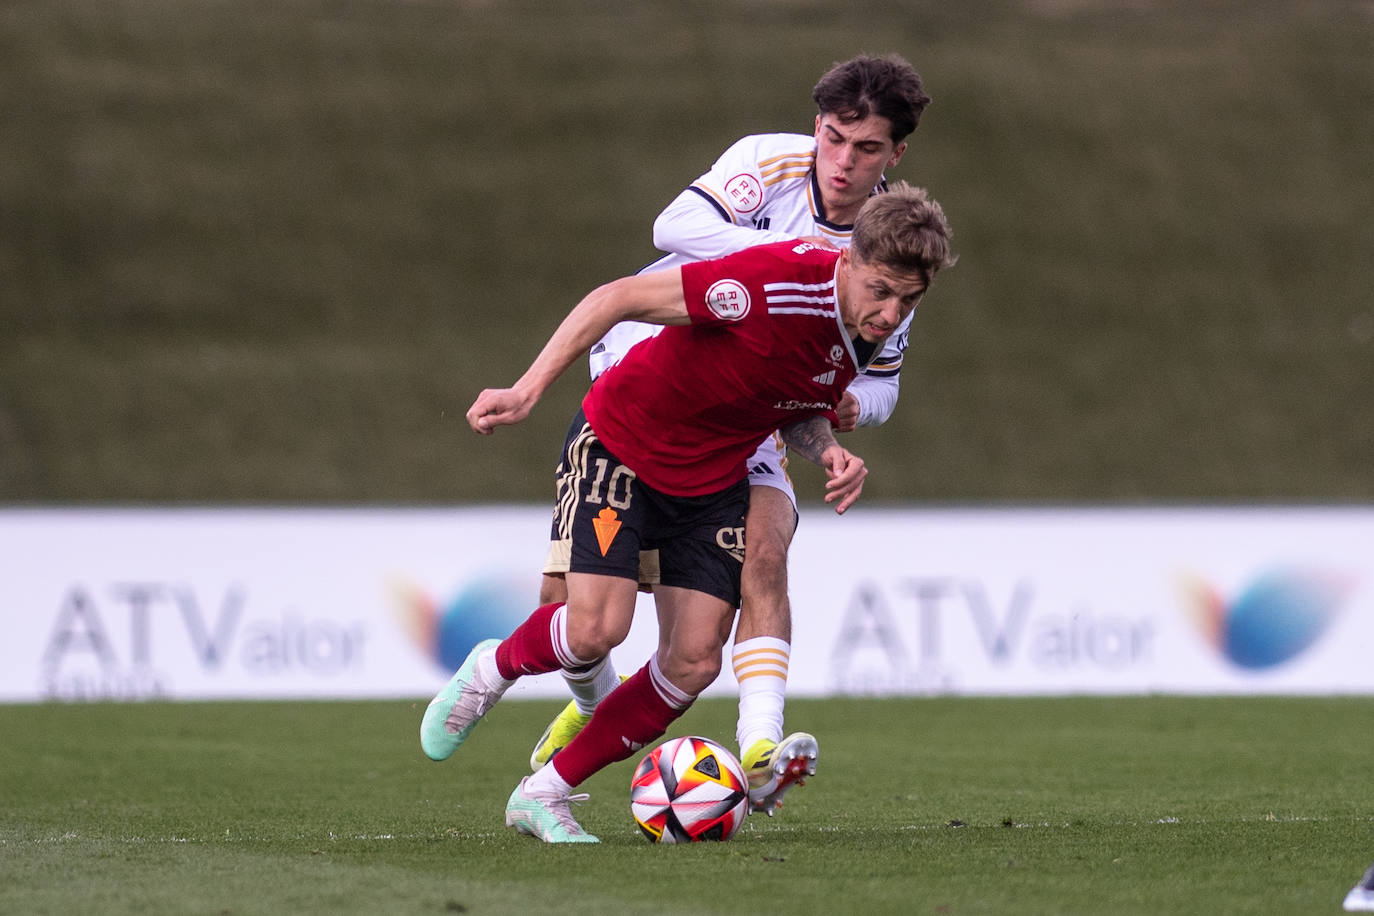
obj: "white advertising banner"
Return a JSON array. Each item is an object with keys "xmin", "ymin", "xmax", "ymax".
[
  {"xmin": 788, "ymin": 507, "xmax": 1372, "ymax": 696},
  {"xmin": 1, "ymin": 506, "xmax": 1370, "ymax": 703}
]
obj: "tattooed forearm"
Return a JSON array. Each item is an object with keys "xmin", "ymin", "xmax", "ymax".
[{"xmin": 780, "ymin": 415, "xmax": 838, "ymax": 465}]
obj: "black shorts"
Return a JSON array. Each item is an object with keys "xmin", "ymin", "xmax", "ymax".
[{"xmin": 543, "ymin": 411, "xmax": 748, "ymax": 608}]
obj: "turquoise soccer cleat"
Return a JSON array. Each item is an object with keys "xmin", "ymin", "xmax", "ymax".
[
  {"xmin": 505, "ymin": 777, "xmax": 600, "ymax": 843},
  {"xmin": 420, "ymin": 638, "xmax": 504, "ymax": 762}
]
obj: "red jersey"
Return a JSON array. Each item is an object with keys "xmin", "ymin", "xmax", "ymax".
[{"xmin": 581, "ymin": 240, "xmax": 861, "ymax": 497}]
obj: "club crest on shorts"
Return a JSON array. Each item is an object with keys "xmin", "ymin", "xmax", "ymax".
[
  {"xmin": 704, "ymin": 279, "xmax": 750, "ymax": 321},
  {"xmin": 592, "ymin": 507, "xmax": 622, "ymax": 556}
]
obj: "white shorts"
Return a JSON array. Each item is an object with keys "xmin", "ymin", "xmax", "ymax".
[{"xmin": 746, "ymin": 433, "xmax": 796, "ymax": 510}]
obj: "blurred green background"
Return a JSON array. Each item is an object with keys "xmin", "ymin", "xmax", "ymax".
[{"xmin": 2, "ymin": 0, "xmax": 1371, "ymax": 505}]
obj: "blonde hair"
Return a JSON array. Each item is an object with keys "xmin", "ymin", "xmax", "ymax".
[{"xmin": 850, "ymin": 181, "xmax": 957, "ymax": 282}]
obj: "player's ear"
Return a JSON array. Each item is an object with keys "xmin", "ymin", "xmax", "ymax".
[{"xmin": 888, "ymin": 141, "xmax": 908, "ymax": 169}]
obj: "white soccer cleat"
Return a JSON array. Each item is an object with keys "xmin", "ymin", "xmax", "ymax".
[
  {"xmin": 742, "ymin": 731, "xmax": 819, "ymax": 816},
  {"xmin": 1345, "ymin": 862, "xmax": 1374, "ymax": 912}
]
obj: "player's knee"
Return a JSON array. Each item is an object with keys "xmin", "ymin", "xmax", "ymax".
[
  {"xmin": 745, "ymin": 530, "xmax": 789, "ymax": 570},
  {"xmin": 564, "ymin": 612, "xmax": 630, "ymax": 662},
  {"xmin": 738, "ymin": 531, "xmax": 792, "ymax": 640},
  {"xmin": 742, "ymin": 514, "xmax": 791, "ymax": 589},
  {"xmin": 741, "ymin": 541, "xmax": 788, "ymax": 604},
  {"xmin": 661, "ymin": 649, "xmax": 722, "ymax": 696}
]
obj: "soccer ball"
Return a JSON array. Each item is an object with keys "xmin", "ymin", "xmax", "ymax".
[{"xmin": 630, "ymin": 735, "xmax": 749, "ymax": 843}]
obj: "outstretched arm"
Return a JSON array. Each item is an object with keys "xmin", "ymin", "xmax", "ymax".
[
  {"xmin": 467, "ymin": 270, "xmax": 688, "ymax": 434},
  {"xmin": 779, "ymin": 415, "xmax": 868, "ymax": 514}
]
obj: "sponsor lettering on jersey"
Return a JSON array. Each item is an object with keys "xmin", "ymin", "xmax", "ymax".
[{"xmin": 773, "ymin": 399, "xmax": 833, "ymax": 411}]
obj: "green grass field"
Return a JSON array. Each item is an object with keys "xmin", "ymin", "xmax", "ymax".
[{"xmin": 2, "ymin": 696, "xmax": 1370, "ymax": 914}]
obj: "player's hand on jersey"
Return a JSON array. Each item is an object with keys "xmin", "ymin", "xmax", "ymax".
[
  {"xmin": 834, "ymin": 392, "xmax": 860, "ymax": 433},
  {"xmin": 798, "ymin": 235, "xmax": 840, "ymax": 251},
  {"xmin": 820, "ymin": 444, "xmax": 866, "ymax": 515},
  {"xmin": 466, "ymin": 387, "xmax": 536, "ymax": 434}
]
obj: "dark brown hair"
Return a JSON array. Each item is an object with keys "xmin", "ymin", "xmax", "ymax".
[{"xmin": 812, "ymin": 54, "xmax": 931, "ymax": 142}]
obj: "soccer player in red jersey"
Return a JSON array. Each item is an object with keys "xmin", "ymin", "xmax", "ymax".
[
  {"xmin": 421, "ymin": 182, "xmax": 955, "ymax": 843},
  {"xmin": 532, "ymin": 54, "xmax": 934, "ymax": 817}
]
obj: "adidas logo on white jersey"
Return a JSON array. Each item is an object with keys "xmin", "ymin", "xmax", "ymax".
[{"xmin": 812, "ymin": 370, "xmax": 836, "ymax": 385}]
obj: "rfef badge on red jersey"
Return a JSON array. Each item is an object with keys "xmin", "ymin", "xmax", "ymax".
[{"xmin": 704, "ymin": 279, "xmax": 750, "ymax": 321}]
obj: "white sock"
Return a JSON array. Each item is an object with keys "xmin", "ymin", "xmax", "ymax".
[
  {"xmin": 475, "ymin": 646, "xmax": 514, "ymax": 694},
  {"xmin": 550, "ymin": 603, "xmax": 617, "ymax": 715},
  {"xmin": 732, "ymin": 636, "xmax": 789, "ymax": 754},
  {"xmin": 562, "ymin": 657, "xmax": 619, "ymax": 716},
  {"xmin": 525, "ymin": 760, "xmax": 575, "ymax": 797}
]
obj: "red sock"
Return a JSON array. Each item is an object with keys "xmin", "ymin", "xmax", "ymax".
[
  {"xmin": 551, "ymin": 658, "xmax": 692, "ymax": 787},
  {"xmin": 494, "ymin": 602, "xmax": 564, "ymax": 680}
]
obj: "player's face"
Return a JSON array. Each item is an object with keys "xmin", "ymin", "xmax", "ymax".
[
  {"xmin": 837, "ymin": 249, "xmax": 926, "ymax": 345},
  {"xmin": 813, "ymin": 113, "xmax": 907, "ymax": 223}
]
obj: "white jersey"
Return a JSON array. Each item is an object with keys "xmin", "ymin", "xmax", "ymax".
[{"xmin": 589, "ymin": 132, "xmax": 910, "ymax": 429}]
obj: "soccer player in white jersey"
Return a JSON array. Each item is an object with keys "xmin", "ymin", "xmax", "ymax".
[
  {"xmin": 425, "ymin": 184, "xmax": 956, "ymax": 844},
  {"xmin": 529, "ymin": 54, "xmax": 933, "ymax": 815}
]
